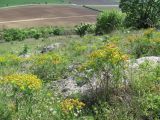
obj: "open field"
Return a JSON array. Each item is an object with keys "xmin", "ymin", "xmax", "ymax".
[
  {"xmin": 0, "ymin": 0, "xmax": 65, "ymax": 7},
  {"xmin": 0, "ymin": 0, "xmax": 118, "ymax": 7},
  {"xmin": 0, "ymin": 5, "xmax": 99, "ymax": 28}
]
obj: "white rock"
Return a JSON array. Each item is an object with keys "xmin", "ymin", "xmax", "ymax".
[{"xmin": 129, "ymin": 56, "xmax": 160, "ymax": 69}]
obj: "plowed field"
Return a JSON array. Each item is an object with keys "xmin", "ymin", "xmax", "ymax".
[{"xmin": 0, "ymin": 5, "xmax": 98, "ymax": 28}]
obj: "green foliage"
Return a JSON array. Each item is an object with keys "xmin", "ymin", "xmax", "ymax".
[
  {"xmin": 0, "ymin": 28, "xmax": 159, "ymax": 120},
  {"xmin": 33, "ymin": 31, "xmax": 42, "ymax": 40},
  {"xmin": 52, "ymin": 27, "xmax": 64, "ymax": 35},
  {"xmin": 31, "ymin": 53, "xmax": 68, "ymax": 82},
  {"xmin": 130, "ymin": 61, "xmax": 160, "ymax": 119},
  {"xmin": 141, "ymin": 94, "xmax": 160, "ymax": 119},
  {"xmin": 119, "ymin": 0, "xmax": 160, "ymax": 28},
  {"xmin": 0, "ymin": 0, "xmax": 64, "ymax": 7},
  {"xmin": 3, "ymin": 29, "xmax": 26, "ymax": 42},
  {"xmin": 92, "ymin": 102, "xmax": 135, "ymax": 120},
  {"xmin": 2, "ymin": 27, "xmax": 66, "ymax": 42},
  {"xmin": 79, "ymin": 43, "xmax": 128, "ymax": 102},
  {"xmin": 0, "ymin": 93, "xmax": 12, "ymax": 120},
  {"xmin": 96, "ymin": 10, "xmax": 124, "ymax": 34},
  {"xmin": 19, "ymin": 45, "xmax": 29, "ymax": 55},
  {"xmin": 128, "ymin": 29, "xmax": 160, "ymax": 58},
  {"xmin": 75, "ymin": 23, "xmax": 95, "ymax": 37},
  {"xmin": 0, "ymin": 85, "xmax": 65, "ymax": 120}
]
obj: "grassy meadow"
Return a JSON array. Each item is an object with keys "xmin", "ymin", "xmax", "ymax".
[
  {"xmin": 0, "ymin": 1, "xmax": 160, "ymax": 119},
  {"xmin": 0, "ymin": 0, "xmax": 65, "ymax": 7},
  {"xmin": 0, "ymin": 27, "xmax": 160, "ymax": 119}
]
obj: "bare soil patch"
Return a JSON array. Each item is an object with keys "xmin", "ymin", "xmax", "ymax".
[{"xmin": 0, "ymin": 5, "xmax": 98, "ymax": 28}]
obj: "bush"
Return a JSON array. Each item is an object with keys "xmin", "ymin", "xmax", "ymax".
[
  {"xmin": 33, "ymin": 31, "xmax": 42, "ymax": 40},
  {"xmin": 96, "ymin": 10, "xmax": 124, "ymax": 35},
  {"xmin": 75, "ymin": 23, "xmax": 94, "ymax": 37},
  {"xmin": 3, "ymin": 29, "xmax": 26, "ymax": 42},
  {"xmin": 79, "ymin": 43, "xmax": 128, "ymax": 102},
  {"xmin": 1, "ymin": 27, "xmax": 67, "ymax": 42},
  {"xmin": 119, "ymin": 0, "xmax": 160, "ymax": 28},
  {"xmin": 141, "ymin": 94, "xmax": 160, "ymax": 119},
  {"xmin": 52, "ymin": 27, "xmax": 64, "ymax": 35}
]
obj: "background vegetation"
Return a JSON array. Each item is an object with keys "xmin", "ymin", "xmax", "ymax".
[{"xmin": 0, "ymin": 0, "xmax": 65, "ymax": 7}]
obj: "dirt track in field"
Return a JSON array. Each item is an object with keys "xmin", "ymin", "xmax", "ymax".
[{"xmin": 0, "ymin": 5, "xmax": 98, "ymax": 28}]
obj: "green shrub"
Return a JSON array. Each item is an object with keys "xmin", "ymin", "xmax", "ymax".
[
  {"xmin": 3, "ymin": 29, "xmax": 26, "ymax": 42},
  {"xmin": 119, "ymin": 0, "xmax": 160, "ymax": 28},
  {"xmin": 33, "ymin": 31, "xmax": 42, "ymax": 40},
  {"xmin": 96, "ymin": 10, "xmax": 124, "ymax": 35},
  {"xmin": 75, "ymin": 23, "xmax": 94, "ymax": 37},
  {"xmin": 53, "ymin": 27, "xmax": 64, "ymax": 35},
  {"xmin": 79, "ymin": 43, "xmax": 128, "ymax": 102},
  {"xmin": 1, "ymin": 27, "xmax": 67, "ymax": 42},
  {"xmin": 141, "ymin": 94, "xmax": 160, "ymax": 119}
]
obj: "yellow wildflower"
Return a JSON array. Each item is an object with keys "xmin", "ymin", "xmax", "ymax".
[
  {"xmin": 2, "ymin": 74, "xmax": 42, "ymax": 91},
  {"xmin": 80, "ymin": 43, "xmax": 129, "ymax": 70},
  {"xmin": 61, "ymin": 99, "xmax": 85, "ymax": 113},
  {"xmin": 0, "ymin": 56, "xmax": 6, "ymax": 63},
  {"xmin": 143, "ymin": 28, "xmax": 155, "ymax": 36}
]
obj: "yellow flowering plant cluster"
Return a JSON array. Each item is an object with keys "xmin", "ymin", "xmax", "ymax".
[
  {"xmin": 143, "ymin": 28, "xmax": 156, "ymax": 38},
  {"xmin": 2, "ymin": 74, "xmax": 42, "ymax": 91},
  {"xmin": 79, "ymin": 43, "xmax": 128, "ymax": 72},
  {"xmin": 0, "ymin": 54, "xmax": 22, "ymax": 65},
  {"xmin": 31, "ymin": 53, "xmax": 67, "ymax": 82},
  {"xmin": 33, "ymin": 53, "xmax": 62, "ymax": 65},
  {"xmin": 78, "ymin": 43, "xmax": 129, "ymax": 97},
  {"xmin": 0, "ymin": 74, "xmax": 42, "ymax": 113},
  {"xmin": 0, "ymin": 56, "xmax": 6, "ymax": 63},
  {"xmin": 61, "ymin": 98, "xmax": 85, "ymax": 114}
]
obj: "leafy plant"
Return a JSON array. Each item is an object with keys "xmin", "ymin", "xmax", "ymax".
[
  {"xmin": 96, "ymin": 10, "xmax": 124, "ymax": 35},
  {"xmin": 3, "ymin": 29, "xmax": 26, "ymax": 42},
  {"xmin": 75, "ymin": 23, "xmax": 94, "ymax": 37},
  {"xmin": 119, "ymin": 0, "xmax": 160, "ymax": 28},
  {"xmin": 141, "ymin": 94, "xmax": 160, "ymax": 119},
  {"xmin": 19, "ymin": 45, "xmax": 29, "ymax": 55},
  {"xmin": 79, "ymin": 43, "xmax": 128, "ymax": 101},
  {"xmin": 52, "ymin": 27, "xmax": 64, "ymax": 35}
]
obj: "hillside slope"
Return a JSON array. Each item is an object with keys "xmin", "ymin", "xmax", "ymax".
[
  {"xmin": 0, "ymin": 0, "xmax": 118, "ymax": 7},
  {"xmin": 0, "ymin": 0, "xmax": 64, "ymax": 7},
  {"xmin": 70, "ymin": 0, "xmax": 118, "ymax": 5}
]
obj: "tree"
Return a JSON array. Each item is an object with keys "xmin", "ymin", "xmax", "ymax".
[{"xmin": 119, "ymin": 0, "xmax": 160, "ymax": 28}]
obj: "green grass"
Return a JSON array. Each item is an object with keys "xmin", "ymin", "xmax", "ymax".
[
  {"xmin": 0, "ymin": 28, "xmax": 159, "ymax": 120},
  {"xmin": 0, "ymin": 0, "xmax": 120, "ymax": 7},
  {"xmin": 0, "ymin": 0, "xmax": 67, "ymax": 7}
]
